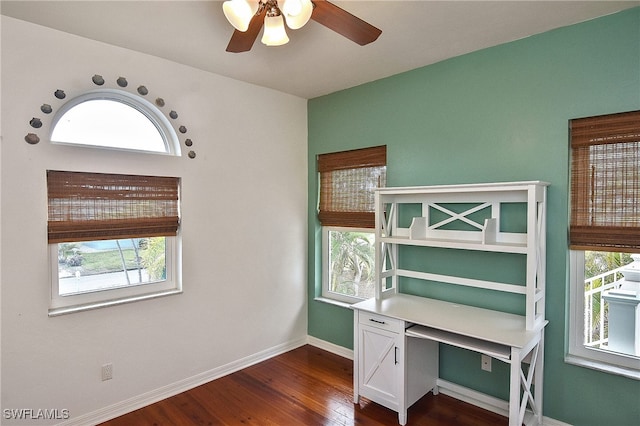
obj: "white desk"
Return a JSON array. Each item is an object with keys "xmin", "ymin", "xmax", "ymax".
[{"xmin": 352, "ymin": 293, "xmax": 547, "ymax": 426}]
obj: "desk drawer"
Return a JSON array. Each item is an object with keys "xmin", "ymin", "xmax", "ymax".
[{"xmin": 358, "ymin": 311, "xmax": 404, "ymax": 333}]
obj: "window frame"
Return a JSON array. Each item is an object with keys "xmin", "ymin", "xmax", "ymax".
[
  {"xmin": 566, "ymin": 250, "xmax": 640, "ymax": 379},
  {"xmin": 50, "ymin": 89, "xmax": 180, "ymax": 156},
  {"xmin": 321, "ymin": 226, "xmax": 375, "ymax": 305},
  {"xmin": 48, "ymin": 236, "xmax": 182, "ymax": 316}
]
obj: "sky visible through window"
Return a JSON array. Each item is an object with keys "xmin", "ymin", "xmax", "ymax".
[{"xmin": 51, "ymin": 99, "xmax": 167, "ymax": 152}]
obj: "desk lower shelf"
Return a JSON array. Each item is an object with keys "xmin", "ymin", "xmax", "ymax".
[{"xmin": 406, "ymin": 324, "xmax": 511, "ymax": 361}]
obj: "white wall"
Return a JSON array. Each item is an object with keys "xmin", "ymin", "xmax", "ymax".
[{"xmin": 1, "ymin": 16, "xmax": 308, "ymax": 425}]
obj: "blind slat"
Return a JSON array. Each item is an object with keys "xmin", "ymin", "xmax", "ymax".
[
  {"xmin": 317, "ymin": 145, "xmax": 386, "ymax": 172},
  {"xmin": 571, "ymin": 110, "xmax": 640, "ymax": 146},
  {"xmin": 47, "ymin": 170, "xmax": 180, "ymax": 243},
  {"xmin": 317, "ymin": 146, "xmax": 386, "ymax": 228},
  {"xmin": 569, "ymin": 110, "xmax": 640, "ymax": 251},
  {"xmin": 317, "ymin": 212, "xmax": 376, "ymax": 229}
]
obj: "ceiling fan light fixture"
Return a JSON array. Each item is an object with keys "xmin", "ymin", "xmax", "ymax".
[
  {"xmin": 223, "ymin": 0, "xmax": 259, "ymax": 32},
  {"xmin": 281, "ymin": 0, "xmax": 301, "ymax": 16},
  {"xmin": 224, "ymin": 0, "xmax": 382, "ymax": 53},
  {"xmin": 261, "ymin": 14, "xmax": 289, "ymax": 46},
  {"xmin": 283, "ymin": 0, "xmax": 313, "ymax": 30}
]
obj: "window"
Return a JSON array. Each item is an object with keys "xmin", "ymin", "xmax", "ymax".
[
  {"xmin": 50, "ymin": 89, "xmax": 179, "ymax": 155},
  {"xmin": 47, "ymin": 171, "xmax": 181, "ymax": 315},
  {"xmin": 567, "ymin": 110, "xmax": 640, "ymax": 378},
  {"xmin": 46, "ymin": 90, "xmax": 183, "ymax": 315},
  {"xmin": 51, "ymin": 237, "xmax": 177, "ymax": 313},
  {"xmin": 317, "ymin": 145, "xmax": 386, "ymax": 303},
  {"xmin": 322, "ymin": 227, "xmax": 376, "ymax": 303}
]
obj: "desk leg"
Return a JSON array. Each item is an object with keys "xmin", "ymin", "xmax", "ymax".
[
  {"xmin": 508, "ymin": 348, "xmax": 521, "ymax": 426},
  {"xmin": 509, "ymin": 335, "xmax": 545, "ymax": 426},
  {"xmin": 533, "ymin": 333, "xmax": 545, "ymax": 426}
]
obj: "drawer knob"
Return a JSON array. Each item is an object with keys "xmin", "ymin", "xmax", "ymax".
[{"xmin": 369, "ymin": 318, "xmax": 386, "ymax": 324}]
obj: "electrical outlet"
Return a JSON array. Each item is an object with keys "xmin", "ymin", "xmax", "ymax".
[
  {"xmin": 481, "ymin": 354, "xmax": 492, "ymax": 372},
  {"xmin": 102, "ymin": 363, "xmax": 113, "ymax": 381}
]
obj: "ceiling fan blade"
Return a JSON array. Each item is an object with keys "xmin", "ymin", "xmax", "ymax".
[
  {"xmin": 226, "ymin": 7, "xmax": 267, "ymax": 53},
  {"xmin": 311, "ymin": 0, "xmax": 381, "ymax": 46}
]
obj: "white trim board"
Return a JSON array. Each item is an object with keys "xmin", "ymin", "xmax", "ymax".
[{"xmin": 307, "ymin": 335, "xmax": 354, "ymax": 360}]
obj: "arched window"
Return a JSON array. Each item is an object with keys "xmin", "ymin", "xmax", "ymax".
[
  {"xmin": 46, "ymin": 89, "xmax": 183, "ymax": 316},
  {"xmin": 50, "ymin": 89, "xmax": 180, "ymax": 155}
]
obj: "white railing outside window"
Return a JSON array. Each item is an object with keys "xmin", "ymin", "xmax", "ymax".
[{"xmin": 583, "ymin": 266, "xmax": 626, "ymax": 349}]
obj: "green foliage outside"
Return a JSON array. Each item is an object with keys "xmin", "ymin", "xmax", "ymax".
[
  {"xmin": 59, "ymin": 242, "xmax": 138, "ymax": 275},
  {"xmin": 584, "ymin": 251, "xmax": 632, "ymax": 280},
  {"xmin": 80, "ymin": 249, "xmax": 139, "ymax": 274},
  {"xmin": 330, "ymin": 231, "xmax": 375, "ymax": 298},
  {"xmin": 141, "ymin": 237, "xmax": 166, "ymax": 280}
]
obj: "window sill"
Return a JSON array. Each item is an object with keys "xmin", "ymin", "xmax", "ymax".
[
  {"xmin": 49, "ymin": 289, "xmax": 182, "ymax": 316},
  {"xmin": 565, "ymin": 354, "xmax": 640, "ymax": 380},
  {"xmin": 314, "ymin": 297, "xmax": 356, "ymax": 309}
]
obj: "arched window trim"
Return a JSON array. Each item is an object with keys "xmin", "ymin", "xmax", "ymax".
[{"xmin": 50, "ymin": 89, "xmax": 181, "ymax": 156}]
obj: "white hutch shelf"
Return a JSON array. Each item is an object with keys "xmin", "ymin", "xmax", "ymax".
[
  {"xmin": 374, "ymin": 180, "xmax": 548, "ymax": 330},
  {"xmin": 352, "ymin": 181, "xmax": 549, "ymax": 426}
]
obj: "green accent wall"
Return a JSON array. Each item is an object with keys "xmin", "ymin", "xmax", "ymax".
[{"xmin": 308, "ymin": 7, "xmax": 640, "ymax": 426}]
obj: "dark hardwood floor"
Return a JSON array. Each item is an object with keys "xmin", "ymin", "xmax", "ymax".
[{"xmin": 100, "ymin": 345, "xmax": 508, "ymax": 425}]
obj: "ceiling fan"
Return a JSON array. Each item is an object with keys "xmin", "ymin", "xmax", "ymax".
[{"xmin": 222, "ymin": 0, "xmax": 382, "ymax": 53}]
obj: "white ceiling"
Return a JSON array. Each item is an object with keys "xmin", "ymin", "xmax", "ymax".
[{"xmin": 2, "ymin": 1, "xmax": 638, "ymax": 99}]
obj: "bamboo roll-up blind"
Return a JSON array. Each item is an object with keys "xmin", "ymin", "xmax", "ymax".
[
  {"xmin": 569, "ymin": 110, "xmax": 640, "ymax": 252},
  {"xmin": 47, "ymin": 170, "xmax": 180, "ymax": 243},
  {"xmin": 317, "ymin": 145, "xmax": 386, "ymax": 228}
]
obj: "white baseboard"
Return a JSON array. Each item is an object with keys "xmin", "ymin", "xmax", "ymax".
[
  {"xmin": 59, "ymin": 337, "xmax": 308, "ymax": 426},
  {"xmin": 540, "ymin": 416, "xmax": 573, "ymax": 426},
  {"xmin": 306, "ymin": 335, "xmax": 354, "ymax": 360},
  {"xmin": 437, "ymin": 379, "xmax": 509, "ymax": 415}
]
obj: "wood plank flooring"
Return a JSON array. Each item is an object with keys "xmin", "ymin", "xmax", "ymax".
[{"xmin": 100, "ymin": 345, "xmax": 508, "ymax": 425}]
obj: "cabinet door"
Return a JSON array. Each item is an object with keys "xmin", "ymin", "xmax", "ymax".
[{"xmin": 358, "ymin": 324, "xmax": 402, "ymax": 410}]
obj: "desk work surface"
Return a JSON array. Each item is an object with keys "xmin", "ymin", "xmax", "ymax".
[{"xmin": 352, "ymin": 293, "xmax": 546, "ymax": 349}]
